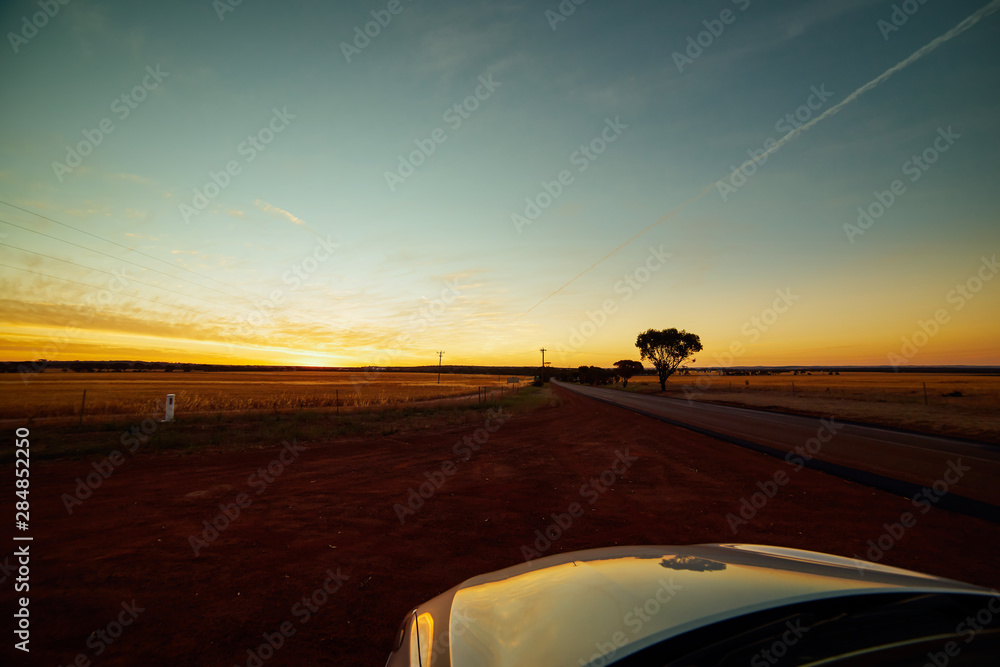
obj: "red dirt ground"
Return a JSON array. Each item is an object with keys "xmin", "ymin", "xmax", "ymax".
[{"xmin": 3, "ymin": 385, "xmax": 998, "ymax": 666}]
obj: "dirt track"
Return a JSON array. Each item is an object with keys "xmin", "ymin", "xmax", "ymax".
[{"xmin": 3, "ymin": 385, "xmax": 999, "ymax": 666}]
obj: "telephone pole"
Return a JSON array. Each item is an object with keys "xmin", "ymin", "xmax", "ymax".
[
  {"xmin": 437, "ymin": 351, "xmax": 445, "ymax": 383},
  {"xmin": 540, "ymin": 348, "xmax": 546, "ymax": 382}
]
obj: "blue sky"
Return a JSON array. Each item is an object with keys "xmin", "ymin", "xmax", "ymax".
[{"xmin": 1, "ymin": 0, "xmax": 998, "ymax": 367}]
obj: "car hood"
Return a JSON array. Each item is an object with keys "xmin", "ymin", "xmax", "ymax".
[{"xmin": 403, "ymin": 544, "xmax": 989, "ymax": 667}]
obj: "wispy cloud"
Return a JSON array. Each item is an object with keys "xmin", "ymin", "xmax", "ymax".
[
  {"xmin": 253, "ymin": 199, "xmax": 327, "ymax": 238},
  {"xmin": 253, "ymin": 199, "xmax": 307, "ymax": 226},
  {"xmin": 252, "ymin": 199, "xmax": 330, "ymax": 238}
]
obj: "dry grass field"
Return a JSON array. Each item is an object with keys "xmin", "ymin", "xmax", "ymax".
[
  {"xmin": 623, "ymin": 372, "xmax": 1000, "ymax": 443},
  {"xmin": 0, "ymin": 370, "xmax": 530, "ymax": 421}
]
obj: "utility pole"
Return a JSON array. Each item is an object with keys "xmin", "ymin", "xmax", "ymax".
[
  {"xmin": 437, "ymin": 351, "xmax": 445, "ymax": 383},
  {"xmin": 539, "ymin": 348, "xmax": 546, "ymax": 382}
]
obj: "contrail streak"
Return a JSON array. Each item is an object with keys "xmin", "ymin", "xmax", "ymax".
[
  {"xmin": 519, "ymin": 0, "xmax": 1000, "ymax": 318},
  {"xmin": 724, "ymin": 0, "xmax": 1000, "ymax": 180}
]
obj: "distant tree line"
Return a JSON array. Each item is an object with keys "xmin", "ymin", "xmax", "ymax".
[{"xmin": 0, "ymin": 360, "xmax": 307, "ymax": 374}]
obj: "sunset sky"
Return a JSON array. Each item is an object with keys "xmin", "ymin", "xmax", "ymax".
[{"xmin": 1, "ymin": 0, "xmax": 998, "ymax": 368}]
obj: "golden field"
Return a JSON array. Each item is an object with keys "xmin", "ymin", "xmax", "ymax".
[
  {"xmin": 625, "ymin": 372, "xmax": 1000, "ymax": 443},
  {"xmin": 0, "ymin": 370, "xmax": 530, "ymax": 421}
]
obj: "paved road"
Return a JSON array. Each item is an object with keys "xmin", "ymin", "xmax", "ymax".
[{"xmin": 552, "ymin": 380, "xmax": 1000, "ymax": 515}]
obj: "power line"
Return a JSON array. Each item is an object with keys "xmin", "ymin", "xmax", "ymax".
[
  {"xmin": 0, "ymin": 206, "xmax": 352, "ymax": 328},
  {"xmin": 0, "ymin": 207, "xmax": 361, "ymax": 357},
  {"xmin": 0, "ymin": 242, "xmax": 234, "ymax": 316},
  {"xmin": 0, "ymin": 198, "xmax": 267, "ymax": 303},
  {"xmin": 0, "ymin": 216, "xmax": 261, "ymax": 308},
  {"xmin": 0, "ymin": 261, "xmax": 210, "ymax": 317},
  {"xmin": 0, "ymin": 218, "xmax": 333, "ymax": 326}
]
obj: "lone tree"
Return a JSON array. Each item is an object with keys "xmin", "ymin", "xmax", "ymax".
[
  {"xmin": 613, "ymin": 360, "xmax": 644, "ymax": 388},
  {"xmin": 635, "ymin": 328, "xmax": 702, "ymax": 392}
]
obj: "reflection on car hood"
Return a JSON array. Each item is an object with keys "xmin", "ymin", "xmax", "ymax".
[{"xmin": 435, "ymin": 544, "xmax": 987, "ymax": 667}]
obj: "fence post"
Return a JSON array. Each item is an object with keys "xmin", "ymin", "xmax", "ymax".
[
  {"xmin": 336, "ymin": 389, "xmax": 339, "ymax": 415},
  {"xmin": 78, "ymin": 389, "xmax": 87, "ymax": 426}
]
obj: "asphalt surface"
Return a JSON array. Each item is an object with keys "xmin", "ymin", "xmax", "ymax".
[{"xmin": 553, "ymin": 380, "xmax": 1000, "ymax": 517}]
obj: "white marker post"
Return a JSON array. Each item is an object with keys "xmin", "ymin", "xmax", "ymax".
[{"xmin": 164, "ymin": 394, "xmax": 175, "ymax": 422}]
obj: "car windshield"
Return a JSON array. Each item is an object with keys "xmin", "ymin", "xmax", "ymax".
[{"xmin": 612, "ymin": 592, "xmax": 1000, "ymax": 666}]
